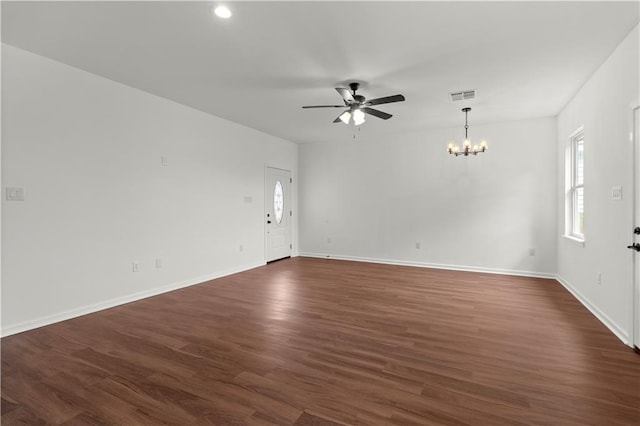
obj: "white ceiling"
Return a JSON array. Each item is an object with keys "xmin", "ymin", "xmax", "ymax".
[{"xmin": 2, "ymin": 1, "xmax": 639, "ymax": 144}]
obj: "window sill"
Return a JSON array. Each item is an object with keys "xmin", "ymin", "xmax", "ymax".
[{"xmin": 563, "ymin": 234, "xmax": 585, "ymax": 247}]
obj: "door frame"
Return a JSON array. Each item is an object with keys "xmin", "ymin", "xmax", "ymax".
[
  {"xmin": 630, "ymin": 102, "xmax": 640, "ymax": 349},
  {"xmin": 264, "ymin": 165, "xmax": 292, "ymax": 263}
]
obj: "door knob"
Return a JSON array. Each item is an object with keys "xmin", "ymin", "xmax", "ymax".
[
  {"xmin": 634, "ymin": 227, "xmax": 640, "ymax": 235},
  {"xmin": 628, "ymin": 243, "xmax": 640, "ymax": 252},
  {"xmin": 267, "ymin": 220, "xmax": 271, "ymax": 224}
]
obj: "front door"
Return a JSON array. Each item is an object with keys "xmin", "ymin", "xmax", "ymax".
[{"xmin": 265, "ymin": 167, "xmax": 291, "ymax": 262}]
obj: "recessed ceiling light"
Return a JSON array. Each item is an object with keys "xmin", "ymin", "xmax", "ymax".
[{"xmin": 213, "ymin": 5, "xmax": 232, "ymax": 19}]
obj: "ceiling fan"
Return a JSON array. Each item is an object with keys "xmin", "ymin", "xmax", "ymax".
[{"xmin": 302, "ymin": 82, "xmax": 405, "ymax": 125}]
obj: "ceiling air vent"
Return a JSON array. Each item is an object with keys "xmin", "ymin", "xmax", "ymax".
[{"xmin": 449, "ymin": 90, "xmax": 476, "ymax": 102}]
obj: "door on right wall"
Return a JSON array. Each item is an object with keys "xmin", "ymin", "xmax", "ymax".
[{"xmin": 634, "ymin": 107, "xmax": 640, "ymax": 350}]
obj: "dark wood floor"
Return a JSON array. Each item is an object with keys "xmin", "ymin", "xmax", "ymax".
[{"xmin": 2, "ymin": 257, "xmax": 639, "ymax": 425}]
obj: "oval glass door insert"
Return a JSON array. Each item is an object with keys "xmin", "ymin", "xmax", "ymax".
[{"xmin": 274, "ymin": 180, "xmax": 284, "ymax": 224}]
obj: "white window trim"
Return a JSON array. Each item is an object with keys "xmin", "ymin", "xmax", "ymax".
[
  {"xmin": 565, "ymin": 126, "xmax": 585, "ymax": 242},
  {"xmin": 563, "ymin": 234, "xmax": 586, "ymax": 247}
]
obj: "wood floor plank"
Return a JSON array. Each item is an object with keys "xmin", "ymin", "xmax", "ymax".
[{"xmin": 2, "ymin": 257, "xmax": 639, "ymax": 425}]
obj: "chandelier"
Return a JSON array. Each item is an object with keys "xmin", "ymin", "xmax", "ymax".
[{"xmin": 447, "ymin": 107, "xmax": 487, "ymax": 156}]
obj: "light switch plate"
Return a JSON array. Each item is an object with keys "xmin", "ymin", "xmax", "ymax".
[
  {"xmin": 6, "ymin": 187, "xmax": 25, "ymax": 201},
  {"xmin": 611, "ymin": 186, "xmax": 622, "ymax": 200}
]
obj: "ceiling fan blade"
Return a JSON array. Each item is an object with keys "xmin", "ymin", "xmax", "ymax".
[
  {"xmin": 302, "ymin": 105, "xmax": 345, "ymax": 109},
  {"xmin": 362, "ymin": 107, "xmax": 392, "ymax": 120},
  {"xmin": 335, "ymin": 87, "xmax": 355, "ymax": 103},
  {"xmin": 366, "ymin": 94, "xmax": 405, "ymax": 106}
]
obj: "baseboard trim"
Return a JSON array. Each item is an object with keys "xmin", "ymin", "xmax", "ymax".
[
  {"xmin": 1, "ymin": 261, "xmax": 265, "ymax": 338},
  {"xmin": 554, "ymin": 274, "xmax": 630, "ymax": 346},
  {"xmin": 299, "ymin": 252, "xmax": 556, "ymax": 279}
]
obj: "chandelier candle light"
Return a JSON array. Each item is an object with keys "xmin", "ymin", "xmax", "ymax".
[{"xmin": 447, "ymin": 107, "xmax": 487, "ymax": 156}]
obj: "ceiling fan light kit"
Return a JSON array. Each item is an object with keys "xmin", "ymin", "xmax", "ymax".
[
  {"xmin": 338, "ymin": 110, "xmax": 351, "ymax": 124},
  {"xmin": 338, "ymin": 107, "xmax": 366, "ymax": 126},
  {"xmin": 302, "ymin": 82, "xmax": 405, "ymax": 126},
  {"xmin": 447, "ymin": 107, "xmax": 487, "ymax": 157}
]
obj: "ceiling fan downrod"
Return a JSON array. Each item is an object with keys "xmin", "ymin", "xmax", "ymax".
[{"xmin": 349, "ymin": 82, "xmax": 360, "ymax": 96}]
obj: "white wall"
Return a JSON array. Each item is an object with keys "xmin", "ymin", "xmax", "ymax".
[
  {"xmin": 556, "ymin": 25, "xmax": 639, "ymax": 344},
  {"xmin": 299, "ymin": 116, "xmax": 558, "ymax": 277},
  {"xmin": 1, "ymin": 45, "xmax": 298, "ymax": 336}
]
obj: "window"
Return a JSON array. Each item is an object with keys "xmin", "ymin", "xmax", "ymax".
[{"xmin": 567, "ymin": 128, "xmax": 584, "ymax": 240}]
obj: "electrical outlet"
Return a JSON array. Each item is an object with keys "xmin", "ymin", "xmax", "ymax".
[
  {"xmin": 416, "ymin": 242, "xmax": 421, "ymax": 249},
  {"xmin": 161, "ymin": 156, "xmax": 168, "ymax": 167},
  {"xmin": 132, "ymin": 261, "xmax": 140, "ymax": 272},
  {"xmin": 327, "ymin": 237, "xmax": 332, "ymax": 244},
  {"xmin": 239, "ymin": 245, "xmax": 244, "ymax": 252},
  {"xmin": 528, "ymin": 248, "xmax": 536, "ymax": 256},
  {"xmin": 597, "ymin": 272, "xmax": 602, "ymax": 285},
  {"xmin": 155, "ymin": 258, "xmax": 162, "ymax": 269}
]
